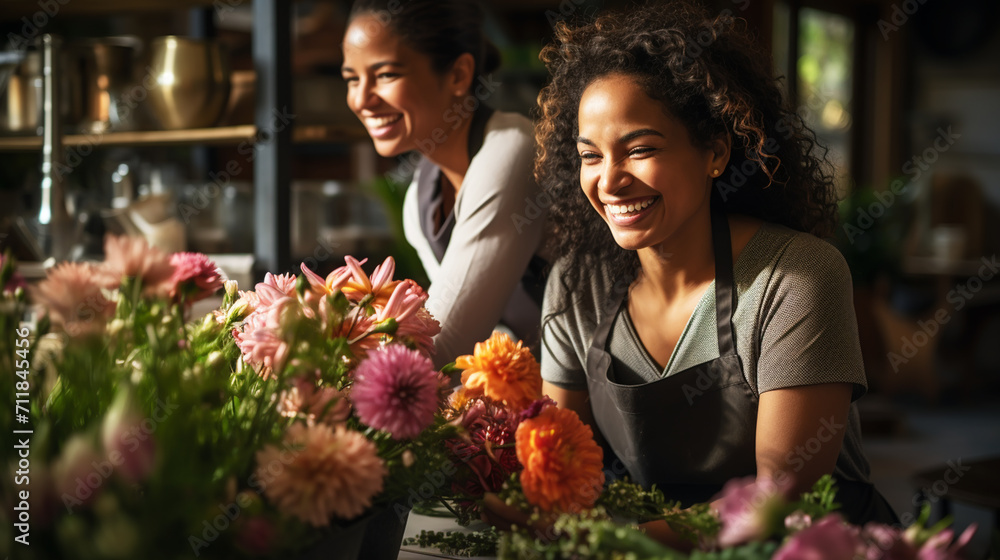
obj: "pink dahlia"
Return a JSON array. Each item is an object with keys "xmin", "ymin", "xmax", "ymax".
[
  {"xmin": 352, "ymin": 345, "xmax": 443, "ymax": 439},
  {"xmin": 168, "ymin": 252, "xmax": 223, "ymax": 304},
  {"xmin": 99, "ymin": 235, "xmax": 175, "ymax": 296},
  {"xmin": 31, "ymin": 262, "xmax": 115, "ymax": 336},
  {"xmin": 255, "ymin": 423, "xmax": 385, "ymax": 526}
]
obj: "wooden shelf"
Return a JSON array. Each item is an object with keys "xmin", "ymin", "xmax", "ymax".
[
  {"xmin": 0, "ymin": 0, "xmax": 216, "ymax": 19},
  {"xmin": 0, "ymin": 124, "xmax": 370, "ymax": 151}
]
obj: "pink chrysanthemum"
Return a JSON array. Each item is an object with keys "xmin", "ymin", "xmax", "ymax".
[
  {"xmin": 99, "ymin": 235, "xmax": 175, "ymax": 296},
  {"xmin": 255, "ymin": 423, "xmax": 385, "ymax": 526},
  {"xmin": 31, "ymin": 262, "xmax": 115, "ymax": 336},
  {"xmin": 352, "ymin": 345, "xmax": 443, "ymax": 439},
  {"xmin": 377, "ymin": 280, "xmax": 440, "ymax": 357},
  {"xmin": 168, "ymin": 252, "xmax": 223, "ymax": 304}
]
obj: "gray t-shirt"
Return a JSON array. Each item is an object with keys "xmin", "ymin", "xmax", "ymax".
[{"xmin": 541, "ymin": 221, "xmax": 873, "ymax": 483}]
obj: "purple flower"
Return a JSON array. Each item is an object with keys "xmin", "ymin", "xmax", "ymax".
[
  {"xmin": 352, "ymin": 345, "xmax": 443, "ymax": 439},
  {"xmin": 774, "ymin": 514, "xmax": 863, "ymax": 560}
]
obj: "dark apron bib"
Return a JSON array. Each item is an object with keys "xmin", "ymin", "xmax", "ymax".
[
  {"xmin": 586, "ymin": 208, "xmax": 756, "ymax": 506},
  {"xmin": 583, "ymin": 209, "xmax": 899, "ymax": 524}
]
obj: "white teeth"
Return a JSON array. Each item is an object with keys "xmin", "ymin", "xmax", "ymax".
[
  {"xmin": 607, "ymin": 198, "xmax": 655, "ymax": 215},
  {"xmin": 365, "ymin": 115, "xmax": 401, "ymax": 128}
]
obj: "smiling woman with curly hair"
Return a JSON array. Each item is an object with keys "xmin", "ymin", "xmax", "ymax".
[{"xmin": 522, "ymin": 1, "xmax": 897, "ymax": 543}]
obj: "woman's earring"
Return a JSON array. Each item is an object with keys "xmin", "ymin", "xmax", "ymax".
[{"xmin": 712, "ymin": 169, "xmax": 720, "ymax": 177}]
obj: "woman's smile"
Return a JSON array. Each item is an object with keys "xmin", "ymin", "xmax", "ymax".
[{"xmin": 604, "ymin": 195, "xmax": 660, "ymax": 226}]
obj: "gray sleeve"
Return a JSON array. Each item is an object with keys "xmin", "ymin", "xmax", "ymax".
[
  {"xmin": 756, "ymin": 235, "xmax": 868, "ymax": 399},
  {"xmin": 539, "ymin": 259, "xmax": 590, "ymax": 391},
  {"xmin": 425, "ymin": 123, "xmax": 545, "ymax": 367}
]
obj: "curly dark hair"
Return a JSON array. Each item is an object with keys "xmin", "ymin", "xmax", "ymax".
[{"xmin": 535, "ymin": 1, "xmax": 839, "ymax": 297}]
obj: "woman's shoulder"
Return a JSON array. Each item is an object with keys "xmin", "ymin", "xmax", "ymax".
[
  {"xmin": 483, "ymin": 110, "xmax": 535, "ymax": 151},
  {"xmin": 743, "ymin": 220, "xmax": 855, "ymax": 299}
]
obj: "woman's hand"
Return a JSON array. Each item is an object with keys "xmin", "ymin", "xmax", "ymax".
[{"xmin": 479, "ymin": 493, "xmax": 560, "ymax": 542}]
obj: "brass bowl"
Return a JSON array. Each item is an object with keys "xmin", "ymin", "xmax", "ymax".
[{"xmin": 147, "ymin": 36, "xmax": 230, "ymax": 130}]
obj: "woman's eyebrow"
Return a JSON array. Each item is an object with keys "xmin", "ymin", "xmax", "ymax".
[
  {"xmin": 576, "ymin": 128, "xmax": 665, "ymax": 145},
  {"xmin": 341, "ymin": 60, "xmax": 403, "ymax": 73}
]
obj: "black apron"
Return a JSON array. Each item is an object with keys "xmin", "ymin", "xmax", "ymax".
[{"xmin": 584, "ymin": 208, "xmax": 898, "ymax": 524}]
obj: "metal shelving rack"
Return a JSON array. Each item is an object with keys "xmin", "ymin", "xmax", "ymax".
[{"xmin": 0, "ymin": 0, "xmax": 366, "ymax": 279}]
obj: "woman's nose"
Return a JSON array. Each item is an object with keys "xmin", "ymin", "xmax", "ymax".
[
  {"xmin": 349, "ymin": 79, "xmax": 378, "ymax": 112},
  {"xmin": 598, "ymin": 157, "xmax": 632, "ymax": 193}
]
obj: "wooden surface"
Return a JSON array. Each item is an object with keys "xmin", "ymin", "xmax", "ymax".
[{"xmin": 0, "ymin": 124, "xmax": 369, "ymax": 151}]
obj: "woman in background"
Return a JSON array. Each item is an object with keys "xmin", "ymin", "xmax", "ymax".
[
  {"xmin": 342, "ymin": 0, "xmax": 548, "ymax": 367},
  {"xmin": 527, "ymin": 1, "xmax": 897, "ymax": 541}
]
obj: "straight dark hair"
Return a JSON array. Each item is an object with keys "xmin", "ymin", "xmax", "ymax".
[{"xmin": 349, "ymin": 0, "xmax": 502, "ymax": 88}]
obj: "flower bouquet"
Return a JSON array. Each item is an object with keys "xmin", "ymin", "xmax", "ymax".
[
  {"xmin": 402, "ymin": 330, "xmax": 980, "ymax": 560},
  {"xmin": 0, "ymin": 238, "xmax": 458, "ymax": 560}
]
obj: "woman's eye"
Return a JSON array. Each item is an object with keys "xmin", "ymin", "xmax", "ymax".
[
  {"xmin": 342, "ymin": 76, "xmax": 358, "ymax": 84},
  {"xmin": 629, "ymin": 146, "xmax": 656, "ymax": 157},
  {"xmin": 376, "ymin": 72, "xmax": 400, "ymax": 80},
  {"xmin": 579, "ymin": 152, "xmax": 601, "ymax": 163}
]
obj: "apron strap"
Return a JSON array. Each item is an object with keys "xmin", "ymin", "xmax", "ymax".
[{"xmin": 710, "ymin": 207, "xmax": 738, "ymax": 357}]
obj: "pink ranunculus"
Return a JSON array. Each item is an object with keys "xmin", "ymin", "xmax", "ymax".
[
  {"xmin": 351, "ymin": 345, "xmax": 443, "ymax": 439},
  {"xmin": 714, "ymin": 476, "xmax": 790, "ymax": 547},
  {"xmin": 30, "ymin": 262, "xmax": 116, "ymax": 336},
  {"xmin": 773, "ymin": 514, "xmax": 864, "ymax": 560},
  {"xmin": 168, "ymin": 252, "xmax": 224, "ymax": 304},
  {"xmin": 99, "ymin": 234, "xmax": 175, "ymax": 296},
  {"xmin": 255, "ymin": 423, "xmax": 386, "ymax": 526}
]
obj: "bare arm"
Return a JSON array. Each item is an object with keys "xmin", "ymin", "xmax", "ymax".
[{"xmin": 755, "ymin": 382, "xmax": 852, "ymax": 496}]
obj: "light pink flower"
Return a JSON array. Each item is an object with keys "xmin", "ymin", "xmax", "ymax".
[
  {"xmin": 916, "ymin": 524, "xmax": 977, "ymax": 560},
  {"xmin": 278, "ymin": 377, "xmax": 350, "ymax": 425},
  {"xmin": 99, "ymin": 235, "xmax": 175, "ymax": 296},
  {"xmin": 53, "ymin": 435, "xmax": 102, "ymax": 509},
  {"xmin": 714, "ymin": 476, "xmax": 790, "ymax": 547},
  {"xmin": 233, "ymin": 297, "xmax": 292, "ymax": 376},
  {"xmin": 101, "ymin": 390, "xmax": 157, "ymax": 482},
  {"xmin": 860, "ymin": 523, "xmax": 916, "ymax": 560},
  {"xmin": 774, "ymin": 514, "xmax": 863, "ymax": 560},
  {"xmin": 352, "ymin": 345, "xmax": 443, "ymax": 439},
  {"xmin": 31, "ymin": 262, "xmax": 115, "ymax": 336},
  {"xmin": 255, "ymin": 423, "xmax": 386, "ymax": 526},
  {"xmin": 376, "ymin": 280, "xmax": 440, "ymax": 357},
  {"xmin": 261, "ymin": 272, "xmax": 297, "ymax": 297},
  {"xmin": 168, "ymin": 252, "xmax": 224, "ymax": 304}
]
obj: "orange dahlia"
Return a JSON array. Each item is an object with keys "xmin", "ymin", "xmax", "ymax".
[
  {"xmin": 456, "ymin": 332, "xmax": 542, "ymax": 410},
  {"xmin": 515, "ymin": 404, "xmax": 604, "ymax": 514}
]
